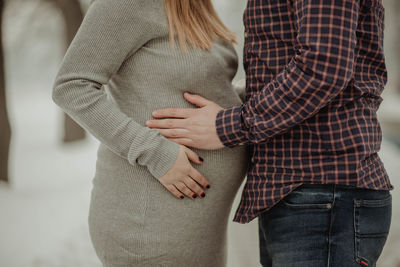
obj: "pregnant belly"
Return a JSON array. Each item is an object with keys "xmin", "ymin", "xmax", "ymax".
[
  {"xmin": 92, "ymin": 143, "xmax": 249, "ymax": 218},
  {"xmin": 89, "ymin": 144, "xmax": 249, "ymax": 263},
  {"xmin": 192, "ymin": 145, "xmax": 249, "ymax": 190},
  {"xmin": 94, "ymin": 142, "xmax": 249, "ymax": 192}
]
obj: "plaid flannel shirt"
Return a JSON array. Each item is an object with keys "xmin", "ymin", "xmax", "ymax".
[{"xmin": 216, "ymin": 0, "xmax": 393, "ymax": 223}]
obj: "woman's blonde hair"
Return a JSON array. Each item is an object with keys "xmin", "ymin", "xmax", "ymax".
[{"xmin": 164, "ymin": 0, "xmax": 237, "ymax": 51}]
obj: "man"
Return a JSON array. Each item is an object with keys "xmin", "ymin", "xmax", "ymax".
[{"xmin": 146, "ymin": 0, "xmax": 393, "ymax": 266}]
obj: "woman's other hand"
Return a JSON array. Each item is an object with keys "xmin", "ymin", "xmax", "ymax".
[{"xmin": 159, "ymin": 145, "xmax": 210, "ymax": 199}]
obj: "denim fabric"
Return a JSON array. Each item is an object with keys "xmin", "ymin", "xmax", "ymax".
[{"xmin": 259, "ymin": 184, "xmax": 392, "ymax": 267}]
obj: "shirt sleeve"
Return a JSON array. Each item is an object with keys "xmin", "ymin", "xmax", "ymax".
[
  {"xmin": 52, "ymin": 0, "xmax": 180, "ymax": 179},
  {"xmin": 216, "ymin": 0, "xmax": 359, "ymax": 147}
]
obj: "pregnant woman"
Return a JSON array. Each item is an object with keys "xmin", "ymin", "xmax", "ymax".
[{"xmin": 52, "ymin": 0, "xmax": 249, "ymax": 266}]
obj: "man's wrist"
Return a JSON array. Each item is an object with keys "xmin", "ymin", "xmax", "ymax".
[{"xmin": 215, "ymin": 106, "xmax": 247, "ymax": 148}]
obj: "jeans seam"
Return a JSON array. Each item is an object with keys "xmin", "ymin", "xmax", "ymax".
[
  {"xmin": 354, "ymin": 195, "xmax": 392, "ymax": 207},
  {"xmin": 353, "ymin": 199, "xmax": 361, "ymax": 264},
  {"xmin": 326, "ymin": 185, "xmax": 336, "ymax": 267},
  {"xmin": 281, "ymin": 200, "xmax": 333, "ymax": 209}
]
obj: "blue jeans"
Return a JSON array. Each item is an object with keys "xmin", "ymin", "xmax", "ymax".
[{"xmin": 259, "ymin": 184, "xmax": 392, "ymax": 267}]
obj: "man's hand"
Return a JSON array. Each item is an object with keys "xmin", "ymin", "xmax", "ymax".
[{"xmin": 146, "ymin": 92, "xmax": 225, "ymax": 150}]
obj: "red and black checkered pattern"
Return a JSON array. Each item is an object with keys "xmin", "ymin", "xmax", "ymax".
[{"xmin": 216, "ymin": 0, "xmax": 393, "ymax": 223}]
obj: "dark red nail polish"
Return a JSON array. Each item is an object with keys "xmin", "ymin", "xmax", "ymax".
[
  {"xmin": 206, "ymin": 185, "xmax": 210, "ymax": 189},
  {"xmin": 193, "ymin": 194, "xmax": 197, "ymax": 198},
  {"xmin": 201, "ymin": 192, "xmax": 206, "ymax": 198},
  {"xmin": 180, "ymin": 196, "xmax": 184, "ymax": 199},
  {"xmin": 199, "ymin": 157, "xmax": 204, "ymax": 162}
]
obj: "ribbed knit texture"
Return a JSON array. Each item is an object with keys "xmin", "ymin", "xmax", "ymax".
[{"xmin": 52, "ymin": 0, "xmax": 249, "ymax": 266}]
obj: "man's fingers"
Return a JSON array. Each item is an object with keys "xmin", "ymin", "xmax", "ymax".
[
  {"xmin": 159, "ymin": 129, "xmax": 190, "ymax": 139},
  {"xmin": 152, "ymin": 108, "xmax": 195, "ymax": 119},
  {"xmin": 146, "ymin": 119, "xmax": 187, "ymax": 129},
  {"xmin": 190, "ymin": 167, "xmax": 210, "ymax": 189},
  {"xmin": 175, "ymin": 181, "xmax": 198, "ymax": 199},
  {"xmin": 183, "ymin": 147, "xmax": 203, "ymax": 164},
  {"xmin": 184, "ymin": 92, "xmax": 210, "ymax": 108},
  {"xmin": 167, "ymin": 185, "xmax": 184, "ymax": 199}
]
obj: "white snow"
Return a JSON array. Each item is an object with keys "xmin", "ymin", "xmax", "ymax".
[{"xmin": 0, "ymin": 1, "xmax": 398, "ymax": 267}]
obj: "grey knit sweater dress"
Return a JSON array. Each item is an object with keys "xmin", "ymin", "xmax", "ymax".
[{"xmin": 52, "ymin": 0, "xmax": 249, "ymax": 266}]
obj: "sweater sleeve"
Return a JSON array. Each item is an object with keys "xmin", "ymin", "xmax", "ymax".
[{"xmin": 52, "ymin": 0, "xmax": 180, "ymax": 179}]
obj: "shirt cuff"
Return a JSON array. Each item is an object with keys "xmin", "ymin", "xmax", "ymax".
[{"xmin": 215, "ymin": 105, "xmax": 248, "ymax": 148}]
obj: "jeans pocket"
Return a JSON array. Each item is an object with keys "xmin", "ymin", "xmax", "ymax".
[
  {"xmin": 353, "ymin": 194, "xmax": 392, "ymax": 266},
  {"xmin": 281, "ymin": 190, "xmax": 333, "ymax": 209}
]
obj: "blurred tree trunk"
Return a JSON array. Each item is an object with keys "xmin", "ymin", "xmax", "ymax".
[
  {"xmin": 54, "ymin": 0, "xmax": 86, "ymax": 142},
  {"xmin": 394, "ymin": 0, "xmax": 400, "ymax": 93},
  {"xmin": 0, "ymin": 0, "xmax": 10, "ymax": 183},
  {"xmin": 383, "ymin": 0, "xmax": 400, "ymax": 93}
]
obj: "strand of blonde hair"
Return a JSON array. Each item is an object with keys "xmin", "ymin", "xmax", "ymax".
[{"xmin": 164, "ymin": 0, "xmax": 237, "ymax": 51}]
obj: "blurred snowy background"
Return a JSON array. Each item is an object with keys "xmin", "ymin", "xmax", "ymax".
[{"xmin": 0, "ymin": 0, "xmax": 398, "ymax": 266}]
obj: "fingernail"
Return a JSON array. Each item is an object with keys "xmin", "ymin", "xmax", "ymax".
[
  {"xmin": 199, "ymin": 157, "xmax": 204, "ymax": 163},
  {"xmin": 180, "ymin": 196, "xmax": 184, "ymax": 199},
  {"xmin": 201, "ymin": 192, "xmax": 206, "ymax": 198},
  {"xmin": 206, "ymin": 185, "xmax": 210, "ymax": 189},
  {"xmin": 193, "ymin": 194, "xmax": 197, "ymax": 199}
]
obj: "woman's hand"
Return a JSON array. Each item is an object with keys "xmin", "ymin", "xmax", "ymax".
[{"xmin": 159, "ymin": 145, "xmax": 210, "ymax": 199}]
